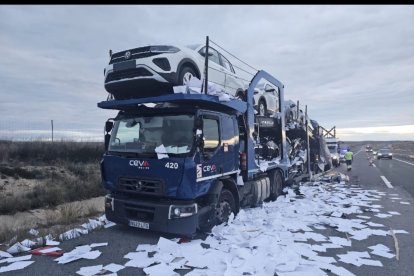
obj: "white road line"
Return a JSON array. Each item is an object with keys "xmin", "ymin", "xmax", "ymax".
[
  {"xmin": 380, "ymin": 175, "xmax": 393, "ymax": 188},
  {"xmin": 394, "ymin": 158, "xmax": 414, "ymax": 166},
  {"xmin": 354, "ymin": 149, "xmax": 363, "ymax": 156}
]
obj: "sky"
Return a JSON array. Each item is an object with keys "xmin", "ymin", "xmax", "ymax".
[{"xmin": 0, "ymin": 5, "xmax": 413, "ymax": 141}]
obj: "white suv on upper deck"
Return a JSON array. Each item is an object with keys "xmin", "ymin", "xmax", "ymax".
[{"xmin": 104, "ymin": 44, "xmax": 246, "ymax": 100}]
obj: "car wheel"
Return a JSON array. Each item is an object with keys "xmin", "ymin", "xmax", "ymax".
[
  {"xmin": 215, "ymin": 188, "xmax": 236, "ymax": 225},
  {"xmin": 259, "ymin": 100, "xmax": 267, "ymax": 116},
  {"xmin": 178, "ymin": 66, "xmax": 197, "ymax": 86},
  {"xmin": 236, "ymin": 90, "xmax": 246, "ymax": 101}
]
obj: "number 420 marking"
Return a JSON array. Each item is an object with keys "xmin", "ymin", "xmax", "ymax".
[{"xmin": 165, "ymin": 162, "xmax": 178, "ymax": 169}]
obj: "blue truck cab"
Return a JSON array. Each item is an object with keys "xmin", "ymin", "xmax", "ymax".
[{"xmin": 98, "ymin": 71, "xmax": 290, "ymax": 236}]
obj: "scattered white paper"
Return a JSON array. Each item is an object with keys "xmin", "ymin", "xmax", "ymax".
[
  {"xmin": 0, "ymin": 254, "xmax": 32, "ymax": 264},
  {"xmin": 90, "ymin": 242, "xmax": 108, "ymax": 248},
  {"xmin": 46, "ymin": 240, "xmax": 61, "ymax": 246},
  {"xmin": 155, "ymin": 144, "xmax": 169, "ymax": 159},
  {"xmin": 76, "ymin": 265, "xmax": 103, "ymax": 276},
  {"xmin": 0, "ymin": 251, "xmax": 13, "ymax": 259},
  {"xmin": 0, "ymin": 261, "xmax": 34, "ymax": 273},
  {"xmin": 6, "ymin": 242, "xmax": 31, "ymax": 254},
  {"xmin": 374, "ymin": 213, "xmax": 392, "ymax": 218},
  {"xmin": 28, "ymin": 229, "xmax": 39, "ymax": 236},
  {"xmin": 104, "ymin": 221, "xmax": 116, "ymax": 228},
  {"xmin": 388, "ymin": 211, "xmax": 401, "ymax": 215},
  {"xmin": 103, "ymin": 263, "xmax": 125, "ymax": 273}
]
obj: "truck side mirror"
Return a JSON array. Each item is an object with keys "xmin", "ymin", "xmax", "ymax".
[{"xmin": 105, "ymin": 121, "xmax": 114, "ymax": 133}]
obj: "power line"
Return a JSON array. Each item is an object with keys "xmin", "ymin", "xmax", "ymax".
[{"xmin": 210, "ymin": 39, "xmax": 258, "ymax": 72}]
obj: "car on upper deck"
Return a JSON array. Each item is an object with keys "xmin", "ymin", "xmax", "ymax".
[{"xmin": 104, "ymin": 44, "xmax": 246, "ymax": 100}]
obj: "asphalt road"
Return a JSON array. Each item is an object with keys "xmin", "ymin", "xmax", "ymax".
[
  {"xmin": 367, "ymin": 151, "xmax": 414, "ymax": 198},
  {"xmin": 4, "ymin": 149, "xmax": 414, "ymax": 276}
]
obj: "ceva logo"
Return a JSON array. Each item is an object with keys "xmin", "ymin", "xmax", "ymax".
[{"xmin": 129, "ymin": 160, "xmax": 150, "ymax": 170}]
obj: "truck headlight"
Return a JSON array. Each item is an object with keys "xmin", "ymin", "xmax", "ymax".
[
  {"xmin": 168, "ymin": 203, "xmax": 198, "ymax": 219},
  {"xmin": 378, "ymin": 153, "xmax": 382, "ymax": 156},
  {"xmin": 389, "ymin": 153, "xmax": 392, "ymax": 156}
]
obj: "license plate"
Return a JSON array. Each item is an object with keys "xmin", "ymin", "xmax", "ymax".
[
  {"xmin": 114, "ymin": 60, "xmax": 136, "ymax": 71},
  {"xmin": 128, "ymin": 220, "xmax": 149, "ymax": 229}
]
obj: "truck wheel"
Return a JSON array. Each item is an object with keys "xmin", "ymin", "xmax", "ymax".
[
  {"xmin": 178, "ymin": 66, "xmax": 197, "ymax": 85},
  {"xmin": 269, "ymin": 170, "xmax": 283, "ymax": 201},
  {"xmin": 259, "ymin": 100, "xmax": 267, "ymax": 116},
  {"xmin": 215, "ymin": 188, "xmax": 236, "ymax": 225}
]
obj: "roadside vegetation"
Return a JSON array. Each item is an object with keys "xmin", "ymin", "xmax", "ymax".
[{"xmin": 0, "ymin": 141, "xmax": 106, "ymax": 215}]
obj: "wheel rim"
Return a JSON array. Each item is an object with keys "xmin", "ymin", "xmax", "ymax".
[
  {"xmin": 216, "ymin": 200, "xmax": 231, "ymax": 223},
  {"xmin": 259, "ymin": 103, "xmax": 265, "ymax": 115},
  {"xmin": 182, "ymin": 72, "xmax": 194, "ymax": 84}
]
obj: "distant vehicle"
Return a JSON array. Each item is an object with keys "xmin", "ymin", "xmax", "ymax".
[
  {"xmin": 325, "ymin": 138, "xmax": 339, "ymax": 167},
  {"xmin": 377, "ymin": 148, "xmax": 393, "ymax": 160},
  {"xmin": 339, "ymin": 148, "xmax": 348, "ymax": 163},
  {"xmin": 373, "ymin": 150, "xmax": 377, "ymax": 155},
  {"xmin": 253, "ymin": 81, "xmax": 280, "ymax": 116},
  {"xmin": 104, "ymin": 44, "xmax": 246, "ymax": 99},
  {"xmin": 366, "ymin": 145, "xmax": 373, "ymax": 152}
]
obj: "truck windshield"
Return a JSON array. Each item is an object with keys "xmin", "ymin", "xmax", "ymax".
[
  {"xmin": 108, "ymin": 114, "xmax": 195, "ymax": 156},
  {"xmin": 328, "ymin": 146, "xmax": 337, "ymax": 154}
]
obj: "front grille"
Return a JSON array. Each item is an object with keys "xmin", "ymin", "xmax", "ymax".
[
  {"xmin": 124, "ymin": 202, "xmax": 155, "ymax": 222},
  {"xmin": 118, "ymin": 177, "xmax": 164, "ymax": 196},
  {"xmin": 105, "ymin": 67, "xmax": 153, "ymax": 83},
  {"xmin": 110, "ymin": 46, "xmax": 160, "ymax": 64}
]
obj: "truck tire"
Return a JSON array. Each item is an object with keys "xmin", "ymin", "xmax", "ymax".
[
  {"xmin": 215, "ymin": 188, "xmax": 236, "ymax": 225},
  {"xmin": 178, "ymin": 66, "xmax": 197, "ymax": 85},
  {"xmin": 269, "ymin": 170, "xmax": 283, "ymax": 201}
]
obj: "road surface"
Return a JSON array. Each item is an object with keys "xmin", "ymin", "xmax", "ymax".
[{"xmin": 4, "ymin": 149, "xmax": 414, "ymax": 276}]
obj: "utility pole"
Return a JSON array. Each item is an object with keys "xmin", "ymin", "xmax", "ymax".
[{"xmin": 51, "ymin": 120, "xmax": 54, "ymax": 143}]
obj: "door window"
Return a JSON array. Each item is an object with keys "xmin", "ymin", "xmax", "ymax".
[
  {"xmin": 220, "ymin": 54, "xmax": 235, "ymax": 74},
  {"xmin": 199, "ymin": 47, "xmax": 220, "ymax": 65},
  {"xmin": 203, "ymin": 118, "xmax": 219, "ymax": 151}
]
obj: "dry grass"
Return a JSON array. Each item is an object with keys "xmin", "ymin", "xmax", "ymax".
[
  {"xmin": 0, "ymin": 141, "xmax": 106, "ymax": 215},
  {"xmin": 0, "ymin": 197, "xmax": 105, "ymax": 245}
]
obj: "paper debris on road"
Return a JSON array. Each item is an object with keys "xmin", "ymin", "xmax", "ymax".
[
  {"xmin": 54, "ymin": 245, "xmax": 101, "ymax": 264},
  {"xmin": 6, "ymin": 242, "xmax": 31, "ymax": 255},
  {"xmin": 104, "ymin": 221, "xmax": 116, "ymax": 228},
  {"xmin": 143, "ymin": 262, "xmax": 179, "ymax": 276},
  {"xmin": 90, "ymin": 243, "xmax": 108, "ymax": 248},
  {"xmin": 76, "ymin": 264, "xmax": 103, "ymax": 276},
  {"xmin": 0, "ymin": 261, "xmax": 34, "ymax": 273},
  {"xmin": 103, "ymin": 263, "xmax": 125, "ymax": 273},
  {"xmin": 0, "ymin": 254, "xmax": 32, "ymax": 264},
  {"xmin": 368, "ymin": 244, "xmax": 395, "ymax": 259},
  {"xmin": 374, "ymin": 213, "xmax": 393, "ymax": 218},
  {"xmin": 366, "ymin": 222, "xmax": 385, "ymax": 227},
  {"xmin": 337, "ymin": 251, "xmax": 382, "ymax": 267},
  {"xmin": 0, "ymin": 251, "xmax": 13, "ymax": 259},
  {"xmin": 46, "ymin": 240, "xmax": 60, "ymax": 246}
]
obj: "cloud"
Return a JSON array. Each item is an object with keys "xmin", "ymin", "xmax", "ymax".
[{"xmin": 0, "ymin": 5, "xmax": 413, "ymax": 141}]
